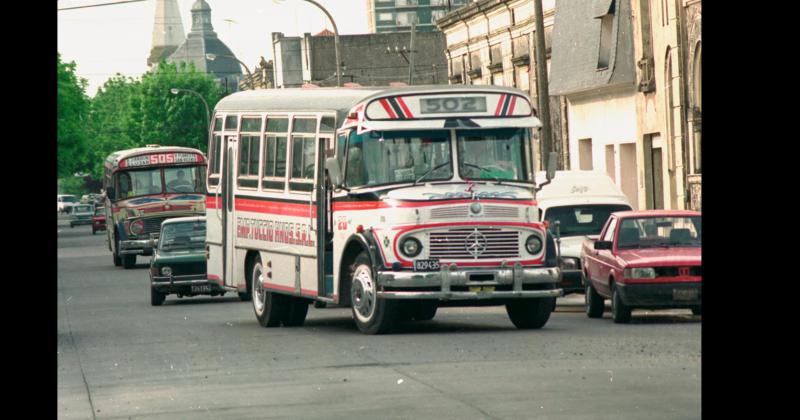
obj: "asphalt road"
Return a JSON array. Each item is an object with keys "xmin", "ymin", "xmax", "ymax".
[{"xmin": 57, "ymin": 215, "xmax": 701, "ymax": 419}]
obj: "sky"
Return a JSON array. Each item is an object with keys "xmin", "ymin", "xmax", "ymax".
[{"xmin": 57, "ymin": 0, "xmax": 369, "ymax": 96}]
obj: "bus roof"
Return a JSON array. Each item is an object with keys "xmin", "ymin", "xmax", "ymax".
[
  {"xmin": 214, "ymin": 85, "xmax": 538, "ymax": 131},
  {"xmin": 104, "ymin": 145, "xmax": 206, "ymax": 171}
]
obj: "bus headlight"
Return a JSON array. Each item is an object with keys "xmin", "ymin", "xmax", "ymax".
[
  {"xmin": 161, "ymin": 266, "xmax": 172, "ymax": 276},
  {"xmin": 130, "ymin": 220, "xmax": 145, "ymax": 236},
  {"xmin": 400, "ymin": 237, "xmax": 422, "ymax": 258},
  {"xmin": 525, "ymin": 235, "xmax": 543, "ymax": 254}
]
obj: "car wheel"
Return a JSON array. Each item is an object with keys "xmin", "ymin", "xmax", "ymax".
[
  {"xmin": 350, "ymin": 251, "xmax": 398, "ymax": 334},
  {"xmin": 283, "ymin": 297, "xmax": 310, "ymax": 327},
  {"xmin": 151, "ymin": 287, "xmax": 166, "ymax": 306},
  {"xmin": 611, "ymin": 286, "xmax": 632, "ymax": 324},
  {"xmin": 585, "ymin": 282, "xmax": 605, "ymax": 318},
  {"xmin": 92, "ymin": 229, "xmax": 96, "ymax": 235},
  {"xmin": 70, "ymin": 223, "xmax": 74, "ymax": 228},
  {"xmin": 251, "ymin": 256, "xmax": 289, "ymax": 327},
  {"xmin": 691, "ymin": 306, "xmax": 702, "ymax": 316},
  {"xmin": 506, "ymin": 297, "xmax": 555, "ymax": 329}
]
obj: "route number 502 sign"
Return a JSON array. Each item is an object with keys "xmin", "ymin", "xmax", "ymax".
[{"xmin": 420, "ymin": 97, "xmax": 487, "ymax": 114}]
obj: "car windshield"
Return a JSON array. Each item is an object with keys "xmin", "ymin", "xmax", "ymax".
[
  {"xmin": 159, "ymin": 221, "xmax": 206, "ymax": 251},
  {"xmin": 74, "ymin": 205, "xmax": 93, "ymax": 213},
  {"xmin": 345, "ymin": 130, "xmax": 452, "ymax": 188},
  {"xmin": 94, "ymin": 208, "xmax": 105, "ymax": 216},
  {"xmin": 457, "ymin": 128, "xmax": 532, "ymax": 182},
  {"xmin": 544, "ymin": 205, "xmax": 632, "ymax": 237},
  {"xmin": 617, "ymin": 216, "xmax": 702, "ymax": 249}
]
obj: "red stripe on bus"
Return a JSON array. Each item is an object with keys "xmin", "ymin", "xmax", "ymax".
[
  {"xmin": 333, "ymin": 199, "xmax": 536, "ymax": 211},
  {"xmin": 206, "ymin": 196, "xmax": 219, "ymax": 209},
  {"xmin": 396, "ymin": 97, "xmax": 414, "ymax": 118},
  {"xmin": 235, "ymin": 197, "xmax": 317, "ymax": 217},
  {"xmin": 379, "ymin": 99, "xmax": 398, "ymax": 119},
  {"xmin": 494, "ymin": 94, "xmax": 506, "ymax": 116},
  {"xmin": 262, "ymin": 282, "xmax": 318, "ymax": 298},
  {"xmin": 508, "ymin": 95, "xmax": 517, "ymax": 115}
]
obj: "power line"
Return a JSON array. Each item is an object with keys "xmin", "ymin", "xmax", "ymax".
[{"xmin": 58, "ymin": 0, "xmax": 148, "ymax": 11}]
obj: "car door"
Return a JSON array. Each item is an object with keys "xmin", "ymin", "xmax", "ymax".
[{"xmin": 594, "ymin": 216, "xmax": 618, "ymax": 296}]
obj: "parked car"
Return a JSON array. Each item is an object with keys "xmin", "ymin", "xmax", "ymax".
[
  {"xmin": 58, "ymin": 194, "xmax": 79, "ymax": 214},
  {"xmin": 149, "ymin": 217, "xmax": 223, "ymax": 306},
  {"xmin": 536, "ymin": 171, "xmax": 633, "ymax": 295},
  {"xmin": 580, "ymin": 210, "xmax": 701, "ymax": 323},
  {"xmin": 92, "ymin": 207, "xmax": 106, "ymax": 235},
  {"xmin": 70, "ymin": 204, "xmax": 95, "ymax": 228}
]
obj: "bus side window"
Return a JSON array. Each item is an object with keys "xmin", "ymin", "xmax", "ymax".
[
  {"xmin": 262, "ymin": 117, "xmax": 289, "ymax": 191},
  {"xmin": 289, "ymin": 117, "xmax": 316, "ymax": 193}
]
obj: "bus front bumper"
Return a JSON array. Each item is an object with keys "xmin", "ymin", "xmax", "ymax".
[
  {"xmin": 119, "ymin": 239, "xmax": 153, "ymax": 256},
  {"xmin": 376, "ymin": 264, "xmax": 562, "ymax": 300}
]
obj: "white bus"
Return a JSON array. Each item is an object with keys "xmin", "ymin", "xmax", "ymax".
[{"xmin": 206, "ymin": 85, "xmax": 562, "ymax": 334}]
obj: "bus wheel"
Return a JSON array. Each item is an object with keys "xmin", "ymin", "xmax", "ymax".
[
  {"xmin": 350, "ymin": 252, "xmax": 398, "ymax": 334},
  {"xmin": 112, "ymin": 236, "xmax": 122, "ymax": 267},
  {"xmin": 506, "ymin": 297, "xmax": 555, "ymax": 329},
  {"xmin": 252, "ymin": 256, "xmax": 288, "ymax": 327},
  {"xmin": 122, "ymin": 254, "xmax": 136, "ymax": 269},
  {"xmin": 283, "ymin": 298, "xmax": 310, "ymax": 327}
]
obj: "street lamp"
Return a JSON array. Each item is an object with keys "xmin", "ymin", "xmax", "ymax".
[
  {"xmin": 170, "ymin": 87, "xmax": 211, "ymax": 136},
  {"xmin": 206, "ymin": 53, "xmax": 256, "ymax": 90},
  {"xmin": 299, "ymin": 0, "xmax": 341, "ymax": 87}
]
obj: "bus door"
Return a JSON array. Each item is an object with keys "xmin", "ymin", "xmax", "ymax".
[
  {"xmin": 317, "ymin": 126, "xmax": 334, "ymax": 300},
  {"xmin": 222, "ymin": 135, "xmax": 238, "ymax": 288}
]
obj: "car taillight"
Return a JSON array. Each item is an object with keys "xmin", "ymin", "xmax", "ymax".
[{"xmin": 130, "ymin": 220, "xmax": 144, "ymax": 235}]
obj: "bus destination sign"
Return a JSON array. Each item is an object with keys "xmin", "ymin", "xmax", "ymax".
[
  {"xmin": 120, "ymin": 152, "xmax": 202, "ymax": 168},
  {"xmin": 420, "ymin": 97, "xmax": 487, "ymax": 114}
]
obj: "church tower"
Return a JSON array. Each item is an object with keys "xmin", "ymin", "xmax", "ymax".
[{"xmin": 147, "ymin": 0, "xmax": 185, "ymax": 68}]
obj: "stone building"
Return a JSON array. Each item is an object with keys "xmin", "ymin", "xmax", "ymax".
[
  {"xmin": 165, "ymin": 0, "xmax": 243, "ymax": 93},
  {"xmin": 436, "ymin": 0, "xmax": 567, "ymax": 171},
  {"xmin": 147, "ymin": 0, "xmax": 185, "ymax": 68},
  {"xmin": 271, "ymin": 30, "xmax": 448, "ymax": 88},
  {"xmin": 239, "ymin": 57, "xmax": 275, "ymax": 91}
]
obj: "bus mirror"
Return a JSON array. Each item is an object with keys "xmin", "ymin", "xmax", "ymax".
[
  {"xmin": 326, "ymin": 157, "xmax": 342, "ymax": 187},
  {"xmin": 546, "ymin": 152, "xmax": 558, "ymax": 181},
  {"xmin": 106, "ymin": 187, "xmax": 116, "ymax": 200}
]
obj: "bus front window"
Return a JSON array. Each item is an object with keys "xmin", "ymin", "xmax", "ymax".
[
  {"xmin": 345, "ymin": 130, "xmax": 452, "ymax": 188},
  {"xmin": 165, "ymin": 166, "xmax": 206, "ymax": 193},
  {"xmin": 117, "ymin": 168, "xmax": 163, "ymax": 198},
  {"xmin": 457, "ymin": 128, "xmax": 531, "ymax": 182}
]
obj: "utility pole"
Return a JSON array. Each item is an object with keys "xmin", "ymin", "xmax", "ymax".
[
  {"xmin": 533, "ymin": 0, "xmax": 553, "ymax": 169},
  {"xmin": 408, "ymin": 20, "xmax": 416, "ymax": 85}
]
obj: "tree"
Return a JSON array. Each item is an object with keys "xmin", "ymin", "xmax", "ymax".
[
  {"xmin": 138, "ymin": 61, "xmax": 225, "ymax": 153},
  {"xmin": 86, "ymin": 74, "xmax": 142, "ymax": 180},
  {"xmin": 57, "ymin": 53, "xmax": 90, "ymax": 178}
]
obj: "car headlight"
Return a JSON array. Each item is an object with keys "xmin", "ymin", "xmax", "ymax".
[
  {"xmin": 130, "ymin": 220, "xmax": 145, "ymax": 235},
  {"xmin": 560, "ymin": 257, "xmax": 579, "ymax": 270},
  {"xmin": 400, "ymin": 237, "xmax": 422, "ymax": 257},
  {"xmin": 161, "ymin": 266, "xmax": 173, "ymax": 276},
  {"xmin": 525, "ymin": 235, "xmax": 543, "ymax": 254},
  {"xmin": 624, "ymin": 267, "xmax": 656, "ymax": 278}
]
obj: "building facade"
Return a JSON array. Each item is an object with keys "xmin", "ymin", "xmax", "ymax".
[
  {"xmin": 271, "ymin": 30, "xmax": 448, "ymax": 88},
  {"xmin": 239, "ymin": 57, "xmax": 275, "ymax": 91},
  {"xmin": 436, "ymin": 0, "xmax": 567, "ymax": 172},
  {"xmin": 367, "ymin": 0, "xmax": 470, "ymax": 33},
  {"xmin": 148, "ymin": 0, "xmax": 185, "ymax": 68}
]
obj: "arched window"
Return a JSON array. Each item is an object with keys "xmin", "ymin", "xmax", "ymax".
[
  {"xmin": 692, "ymin": 42, "xmax": 701, "ymax": 174},
  {"xmin": 664, "ymin": 47, "xmax": 674, "ymax": 168}
]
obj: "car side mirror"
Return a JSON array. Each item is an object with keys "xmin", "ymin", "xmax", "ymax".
[
  {"xmin": 594, "ymin": 240, "xmax": 613, "ymax": 250},
  {"xmin": 326, "ymin": 157, "xmax": 343, "ymax": 187},
  {"xmin": 546, "ymin": 151, "xmax": 558, "ymax": 181}
]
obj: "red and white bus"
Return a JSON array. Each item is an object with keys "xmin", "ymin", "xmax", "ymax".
[
  {"xmin": 206, "ymin": 86, "xmax": 562, "ymax": 334},
  {"xmin": 103, "ymin": 145, "xmax": 207, "ymax": 268}
]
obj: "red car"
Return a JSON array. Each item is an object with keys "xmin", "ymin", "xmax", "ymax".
[
  {"xmin": 92, "ymin": 207, "xmax": 107, "ymax": 235},
  {"xmin": 580, "ymin": 210, "xmax": 701, "ymax": 323}
]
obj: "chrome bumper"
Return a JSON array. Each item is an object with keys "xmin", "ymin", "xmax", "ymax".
[
  {"xmin": 119, "ymin": 239, "xmax": 152, "ymax": 255},
  {"xmin": 376, "ymin": 263, "xmax": 562, "ymax": 300}
]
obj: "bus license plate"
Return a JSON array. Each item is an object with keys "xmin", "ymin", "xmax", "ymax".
[
  {"xmin": 413, "ymin": 259, "xmax": 440, "ymax": 272},
  {"xmin": 673, "ymin": 288, "xmax": 698, "ymax": 300},
  {"xmin": 192, "ymin": 285, "xmax": 212, "ymax": 294}
]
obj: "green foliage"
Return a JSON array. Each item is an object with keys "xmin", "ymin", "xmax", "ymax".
[
  {"xmin": 58, "ymin": 176, "xmax": 89, "ymax": 196},
  {"xmin": 86, "ymin": 74, "xmax": 141, "ymax": 180},
  {"xmin": 57, "ymin": 53, "xmax": 90, "ymax": 178}
]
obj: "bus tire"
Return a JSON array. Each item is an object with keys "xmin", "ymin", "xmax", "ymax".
[
  {"xmin": 251, "ymin": 256, "xmax": 288, "ymax": 327},
  {"xmin": 350, "ymin": 251, "xmax": 398, "ymax": 334},
  {"xmin": 403, "ymin": 301, "xmax": 437, "ymax": 321},
  {"xmin": 283, "ymin": 298, "xmax": 310, "ymax": 327},
  {"xmin": 122, "ymin": 254, "xmax": 136, "ymax": 269},
  {"xmin": 113, "ymin": 235, "xmax": 122, "ymax": 267},
  {"xmin": 506, "ymin": 297, "xmax": 554, "ymax": 329}
]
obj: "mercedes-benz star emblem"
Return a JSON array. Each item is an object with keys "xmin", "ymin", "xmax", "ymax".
[{"xmin": 465, "ymin": 229, "xmax": 487, "ymax": 257}]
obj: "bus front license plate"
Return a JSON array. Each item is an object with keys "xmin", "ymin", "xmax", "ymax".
[
  {"xmin": 413, "ymin": 259, "xmax": 440, "ymax": 272},
  {"xmin": 192, "ymin": 285, "xmax": 212, "ymax": 294}
]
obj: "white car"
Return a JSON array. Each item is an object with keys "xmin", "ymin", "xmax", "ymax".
[{"xmin": 57, "ymin": 194, "xmax": 79, "ymax": 214}]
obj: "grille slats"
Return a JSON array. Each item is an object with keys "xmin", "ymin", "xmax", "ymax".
[
  {"xmin": 429, "ymin": 228, "xmax": 520, "ymax": 259},
  {"xmin": 483, "ymin": 205, "xmax": 519, "ymax": 218}
]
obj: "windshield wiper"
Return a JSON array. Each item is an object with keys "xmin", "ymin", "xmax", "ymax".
[
  {"xmin": 414, "ymin": 161, "xmax": 452, "ymax": 186},
  {"xmin": 461, "ymin": 163, "xmax": 501, "ymax": 184}
]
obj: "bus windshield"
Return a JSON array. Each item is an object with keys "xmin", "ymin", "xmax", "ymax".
[
  {"xmin": 345, "ymin": 130, "xmax": 452, "ymax": 188},
  {"xmin": 457, "ymin": 128, "xmax": 531, "ymax": 183},
  {"xmin": 116, "ymin": 166, "xmax": 205, "ymax": 199}
]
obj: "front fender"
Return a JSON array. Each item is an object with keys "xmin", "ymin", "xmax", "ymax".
[{"xmin": 344, "ymin": 230, "xmax": 386, "ymax": 272}]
